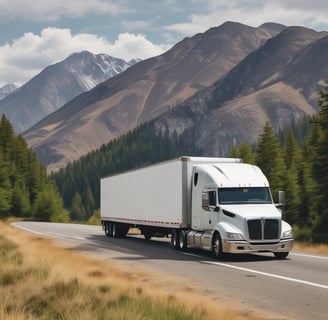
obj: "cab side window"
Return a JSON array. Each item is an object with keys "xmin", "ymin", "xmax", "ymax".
[
  {"xmin": 202, "ymin": 190, "xmax": 216, "ymax": 210},
  {"xmin": 208, "ymin": 191, "xmax": 216, "ymax": 206}
]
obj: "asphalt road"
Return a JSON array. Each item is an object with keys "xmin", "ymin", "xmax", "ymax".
[{"xmin": 13, "ymin": 221, "xmax": 328, "ymax": 320}]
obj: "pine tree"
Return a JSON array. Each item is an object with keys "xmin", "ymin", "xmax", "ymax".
[
  {"xmin": 255, "ymin": 122, "xmax": 285, "ymax": 201},
  {"xmin": 70, "ymin": 192, "xmax": 87, "ymax": 221},
  {"xmin": 312, "ymin": 90, "xmax": 328, "ymax": 241},
  {"xmin": 282, "ymin": 129, "xmax": 301, "ymax": 224},
  {"xmin": 84, "ymin": 186, "xmax": 96, "ymax": 220},
  {"xmin": 0, "ymin": 153, "xmax": 11, "ymax": 217},
  {"xmin": 32, "ymin": 187, "xmax": 69, "ymax": 222}
]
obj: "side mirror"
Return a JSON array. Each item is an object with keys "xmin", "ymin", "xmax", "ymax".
[
  {"xmin": 275, "ymin": 191, "xmax": 285, "ymax": 211},
  {"xmin": 278, "ymin": 191, "xmax": 285, "ymax": 206}
]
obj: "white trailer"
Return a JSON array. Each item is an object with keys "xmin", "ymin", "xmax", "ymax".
[{"xmin": 101, "ymin": 156, "xmax": 293, "ymax": 259}]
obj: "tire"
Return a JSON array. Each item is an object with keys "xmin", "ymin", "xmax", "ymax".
[
  {"xmin": 104, "ymin": 222, "xmax": 110, "ymax": 237},
  {"xmin": 111, "ymin": 223, "xmax": 129, "ymax": 238},
  {"xmin": 171, "ymin": 229, "xmax": 180, "ymax": 249},
  {"xmin": 179, "ymin": 230, "xmax": 187, "ymax": 251},
  {"xmin": 274, "ymin": 252, "xmax": 289, "ymax": 259},
  {"xmin": 212, "ymin": 232, "xmax": 224, "ymax": 260},
  {"xmin": 111, "ymin": 222, "xmax": 118, "ymax": 238}
]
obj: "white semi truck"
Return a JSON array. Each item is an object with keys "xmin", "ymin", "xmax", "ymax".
[{"xmin": 100, "ymin": 156, "xmax": 293, "ymax": 259}]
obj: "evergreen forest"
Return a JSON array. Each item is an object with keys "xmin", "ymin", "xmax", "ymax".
[
  {"xmin": 0, "ymin": 115, "xmax": 69, "ymax": 222},
  {"xmin": 2, "ymin": 90, "xmax": 328, "ymax": 243}
]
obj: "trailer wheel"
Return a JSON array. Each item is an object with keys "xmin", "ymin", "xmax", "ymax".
[
  {"xmin": 274, "ymin": 252, "xmax": 289, "ymax": 259},
  {"xmin": 104, "ymin": 222, "xmax": 110, "ymax": 237},
  {"xmin": 212, "ymin": 232, "xmax": 223, "ymax": 259},
  {"xmin": 111, "ymin": 223, "xmax": 118, "ymax": 237}
]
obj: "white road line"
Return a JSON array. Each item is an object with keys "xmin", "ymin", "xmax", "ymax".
[
  {"xmin": 13, "ymin": 224, "xmax": 86, "ymax": 241},
  {"xmin": 291, "ymin": 252, "xmax": 328, "ymax": 260},
  {"xmin": 201, "ymin": 260, "xmax": 328, "ymax": 290},
  {"xmin": 13, "ymin": 223, "xmax": 47, "ymax": 236},
  {"xmin": 74, "ymin": 236, "xmax": 86, "ymax": 240}
]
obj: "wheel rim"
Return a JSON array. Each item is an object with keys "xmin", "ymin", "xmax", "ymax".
[
  {"xmin": 105, "ymin": 223, "xmax": 109, "ymax": 236},
  {"xmin": 171, "ymin": 230, "xmax": 178, "ymax": 247},
  {"xmin": 213, "ymin": 234, "xmax": 221, "ymax": 256},
  {"xmin": 112, "ymin": 223, "xmax": 116, "ymax": 237},
  {"xmin": 179, "ymin": 231, "xmax": 185, "ymax": 250}
]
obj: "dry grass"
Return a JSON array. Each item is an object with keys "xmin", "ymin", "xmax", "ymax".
[
  {"xmin": 293, "ymin": 242, "xmax": 328, "ymax": 256},
  {"xmin": 0, "ymin": 222, "xmax": 279, "ymax": 320}
]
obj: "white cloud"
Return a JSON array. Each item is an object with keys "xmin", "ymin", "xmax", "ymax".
[
  {"xmin": 109, "ymin": 33, "xmax": 170, "ymax": 61},
  {"xmin": 164, "ymin": 0, "xmax": 328, "ymax": 36},
  {"xmin": 0, "ymin": 0, "xmax": 127, "ymax": 22},
  {"xmin": 0, "ymin": 28, "xmax": 170, "ymax": 86}
]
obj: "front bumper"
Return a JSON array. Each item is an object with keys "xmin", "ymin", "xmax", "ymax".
[{"xmin": 222, "ymin": 238, "xmax": 294, "ymax": 254}]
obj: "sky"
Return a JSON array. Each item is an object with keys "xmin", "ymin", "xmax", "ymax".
[{"xmin": 1, "ymin": 0, "xmax": 328, "ymax": 87}]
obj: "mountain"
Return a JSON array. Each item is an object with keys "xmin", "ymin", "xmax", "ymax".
[
  {"xmin": 0, "ymin": 84, "xmax": 18, "ymax": 100},
  {"xmin": 24, "ymin": 21, "xmax": 285, "ymax": 172},
  {"xmin": 0, "ymin": 51, "xmax": 134, "ymax": 132},
  {"xmin": 154, "ymin": 27, "xmax": 328, "ymax": 156}
]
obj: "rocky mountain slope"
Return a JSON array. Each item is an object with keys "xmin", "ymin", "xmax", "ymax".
[
  {"xmin": 24, "ymin": 22, "xmax": 285, "ymax": 171},
  {"xmin": 0, "ymin": 51, "xmax": 134, "ymax": 132},
  {"xmin": 154, "ymin": 27, "xmax": 328, "ymax": 156}
]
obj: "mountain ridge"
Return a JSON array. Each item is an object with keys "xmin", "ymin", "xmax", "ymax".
[
  {"xmin": 0, "ymin": 51, "xmax": 134, "ymax": 132},
  {"xmin": 154, "ymin": 27, "xmax": 328, "ymax": 157},
  {"xmin": 24, "ymin": 21, "xmax": 285, "ymax": 171}
]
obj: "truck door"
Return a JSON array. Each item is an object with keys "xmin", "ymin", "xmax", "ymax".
[
  {"xmin": 201, "ymin": 189, "xmax": 218, "ymax": 230},
  {"xmin": 191, "ymin": 168, "xmax": 202, "ymax": 230},
  {"xmin": 191, "ymin": 167, "xmax": 218, "ymax": 230}
]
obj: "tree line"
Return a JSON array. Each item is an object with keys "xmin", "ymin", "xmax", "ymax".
[{"xmin": 0, "ymin": 115, "xmax": 69, "ymax": 222}]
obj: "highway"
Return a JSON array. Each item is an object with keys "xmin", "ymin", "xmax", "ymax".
[{"xmin": 13, "ymin": 221, "xmax": 328, "ymax": 320}]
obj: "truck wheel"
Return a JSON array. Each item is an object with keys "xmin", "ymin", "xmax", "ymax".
[
  {"xmin": 171, "ymin": 229, "xmax": 180, "ymax": 249},
  {"xmin": 111, "ymin": 223, "xmax": 118, "ymax": 238},
  {"xmin": 274, "ymin": 252, "xmax": 289, "ymax": 259},
  {"xmin": 104, "ymin": 222, "xmax": 110, "ymax": 237},
  {"xmin": 179, "ymin": 230, "xmax": 187, "ymax": 251},
  {"xmin": 212, "ymin": 232, "xmax": 223, "ymax": 259}
]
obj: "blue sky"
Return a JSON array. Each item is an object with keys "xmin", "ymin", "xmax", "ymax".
[{"xmin": 1, "ymin": 0, "xmax": 328, "ymax": 87}]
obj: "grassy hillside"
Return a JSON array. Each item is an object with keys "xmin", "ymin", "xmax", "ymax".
[{"xmin": 0, "ymin": 222, "xmax": 273, "ymax": 320}]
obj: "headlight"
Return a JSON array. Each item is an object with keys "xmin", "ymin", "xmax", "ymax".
[
  {"xmin": 282, "ymin": 229, "xmax": 293, "ymax": 238},
  {"xmin": 225, "ymin": 232, "xmax": 244, "ymax": 240}
]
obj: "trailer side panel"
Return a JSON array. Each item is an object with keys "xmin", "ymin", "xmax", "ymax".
[{"xmin": 101, "ymin": 159, "xmax": 185, "ymax": 228}]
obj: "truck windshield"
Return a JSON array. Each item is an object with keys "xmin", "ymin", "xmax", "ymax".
[{"xmin": 218, "ymin": 187, "xmax": 272, "ymax": 204}]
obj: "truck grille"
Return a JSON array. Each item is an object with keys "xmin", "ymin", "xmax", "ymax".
[{"xmin": 248, "ymin": 219, "xmax": 279, "ymax": 240}]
